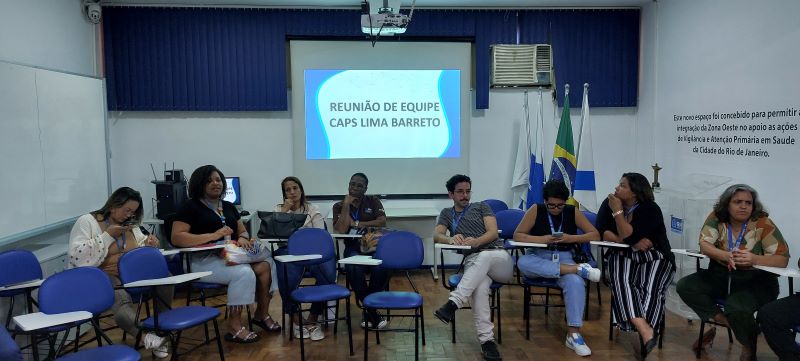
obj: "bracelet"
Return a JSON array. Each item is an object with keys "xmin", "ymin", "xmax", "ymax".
[{"xmin": 612, "ymin": 210, "xmax": 624, "ymax": 217}]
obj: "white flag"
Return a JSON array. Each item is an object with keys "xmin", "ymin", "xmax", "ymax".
[
  {"xmin": 511, "ymin": 90, "xmax": 546, "ymax": 209},
  {"xmin": 573, "ymin": 83, "xmax": 598, "ymax": 213}
]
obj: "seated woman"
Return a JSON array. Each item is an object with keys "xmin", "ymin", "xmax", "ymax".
[
  {"xmin": 513, "ymin": 179, "xmax": 601, "ymax": 357},
  {"xmin": 757, "ymin": 256, "xmax": 800, "ymax": 361},
  {"xmin": 68, "ymin": 187, "xmax": 174, "ymax": 358},
  {"xmin": 677, "ymin": 184, "xmax": 789, "ymax": 361},
  {"xmin": 271, "ymin": 176, "xmax": 334, "ymax": 341},
  {"xmin": 171, "ymin": 165, "xmax": 278, "ymax": 344},
  {"xmin": 596, "ymin": 173, "xmax": 674, "ymax": 360}
]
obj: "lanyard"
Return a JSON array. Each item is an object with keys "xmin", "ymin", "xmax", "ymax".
[
  {"xmin": 105, "ymin": 220, "xmax": 126, "ymax": 252},
  {"xmin": 624, "ymin": 203, "xmax": 639, "ymax": 219},
  {"xmin": 451, "ymin": 204, "xmax": 471, "ymax": 233},
  {"xmin": 349, "ymin": 204, "xmax": 360, "ymax": 222},
  {"xmin": 546, "ymin": 211, "xmax": 564, "ymax": 234},
  {"xmin": 205, "ymin": 200, "xmax": 225, "ymax": 225},
  {"xmin": 727, "ymin": 222, "xmax": 748, "ymax": 251}
]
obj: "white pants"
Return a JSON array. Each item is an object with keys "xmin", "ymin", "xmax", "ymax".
[{"xmin": 449, "ymin": 250, "xmax": 513, "ymax": 343}]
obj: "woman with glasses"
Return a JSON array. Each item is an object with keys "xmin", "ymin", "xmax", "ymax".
[
  {"xmin": 677, "ymin": 184, "xmax": 789, "ymax": 361},
  {"xmin": 68, "ymin": 187, "xmax": 174, "ymax": 358},
  {"xmin": 513, "ymin": 179, "xmax": 601, "ymax": 357},
  {"xmin": 596, "ymin": 173, "xmax": 674, "ymax": 360}
]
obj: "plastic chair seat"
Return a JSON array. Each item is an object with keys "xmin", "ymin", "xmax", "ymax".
[
  {"xmin": 56, "ymin": 345, "xmax": 141, "ymax": 361},
  {"xmin": 364, "ymin": 291, "xmax": 423, "ymax": 309},
  {"xmin": 523, "ymin": 276, "xmax": 559, "ymax": 288},
  {"xmin": 142, "ymin": 306, "xmax": 220, "ymax": 330},
  {"xmin": 447, "ymin": 274, "xmax": 502, "ymax": 289},
  {"xmin": 292, "ymin": 284, "xmax": 350, "ymax": 303}
]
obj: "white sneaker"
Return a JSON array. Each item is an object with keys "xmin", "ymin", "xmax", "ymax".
[
  {"xmin": 308, "ymin": 325, "xmax": 325, "ymax": 341},
  {"xmin": 293, "ymin": 324, "xmax": 310, "ymax": 339},
  {"xmin": 143, "ymin": 332, "xmax": 169, "ymax": 359},
  {"xmin": 577, "ymin": 263, "xmax": 601, "ymax": 282},
  {"xmin": 360, "ymin": 317, "xmax": 388, "ymax": 329},
  {"xmin": 566, "ymin": 332, "xmax": 592, "ymax": 356}
]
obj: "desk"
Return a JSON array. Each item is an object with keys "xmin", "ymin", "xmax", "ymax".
[
  {"xmin": 754, "ymin": 265, "xmax": 800, "ymax": 294},
  {"xmin": 13, "ymin": 311, "xmax": 92, "ymax": 332},
  {"xmin": 0, "ymin": 279, "xmax": 43, "ymax": 292},
  {"xmin": 590, "ymin": 241, "xmax": 630, "ymax": 285},
  {"xmin": 123, "ymin": 271, "xmax": 212, "ymax": 288},
  {"xmin": 506, "ymin": 241, "xmax": 547, "ymax": 249},
  {"xmin": 338, "ymin": 255, "xmax": 382, "ymax": 266}
]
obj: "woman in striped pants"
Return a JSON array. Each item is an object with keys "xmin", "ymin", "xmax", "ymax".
[{"xmin": 596, "ymin": 173, "xmax": 675, "ymax": 360}]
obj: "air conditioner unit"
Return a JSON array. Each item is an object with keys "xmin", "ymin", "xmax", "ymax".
[{"xmin": 491, "ymin": 44, "xmax": 553, "ymax": 87}]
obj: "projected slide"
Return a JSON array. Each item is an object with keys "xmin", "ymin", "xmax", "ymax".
[{"xmin": 305, "ymin": 70, "xmax": 460, "ymax": 159}]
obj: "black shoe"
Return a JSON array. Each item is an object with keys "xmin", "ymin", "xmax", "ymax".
[
  {"xmin": 481, "ymin": 340, "xmax": 502, "ymax": 361},
  {"xmin": 434, "ymin": 300, "xmax": 458, "ymax": 324}
]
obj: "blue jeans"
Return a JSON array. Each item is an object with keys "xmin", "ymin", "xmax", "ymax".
[
  {"xmin": 274, "ymin": 247, "xmax": 337, "ymax": 315},
  {"xmin": 517, "ymin": 248, "xmax": 585, "ymax": 328}
]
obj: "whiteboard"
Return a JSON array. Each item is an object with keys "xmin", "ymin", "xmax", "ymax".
[{"xmin": 0, "ymin": 62, "xmax": 108, "ymax": 242}]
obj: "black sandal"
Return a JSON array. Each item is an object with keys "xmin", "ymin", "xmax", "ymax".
[
  {"xmin": 224, "ymin": 327, "xmax": 260, "ymax": 343},
  {"xmin": 252, "ymin": 315, "xmax": 281, "ymax": 332}
]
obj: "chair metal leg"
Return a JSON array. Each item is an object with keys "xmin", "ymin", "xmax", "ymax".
[
  {"xmin": 451, "ymin": 310, "xmax": 456, "ymax": 343},
  {"xmin": 496, "ymin": 289, "xmax": 502, "ymax": 345},
  {"xmin": 414, "ymin": 307, "xmax": 420, "ymax": 361},
  {"xmin": 524, "ymin": 286, "xmax": 531, "ymax": 340},
  {"xmin": 419, "ymin": 303, "xmax": 426, "ymax": 346},
  {"xmin": 213, "ymin": 318, "xmax": 225, "ymax": 360},
  {"xmin": 696, "ymin": 321, "xmax": 705, "ymax": 358},
  {"xmin": 596, "ymin": 282, "xmax": 602, "ymax": 306},
  {"xmin": 608, "ymin": 296, "xmax": 615, "ymax": 341},
  {"xmin": 363, "ymin": 312, "xmax": 369, "ymax": 361},
  {"xmin": 334, "ymin": 299, "xmax": 340, "ymax": 335},
  {"xmin": 544, "ymin": 288, "xmax": 550, "ymax": 315},
  {"xmin": 299, "ymin": 309, "xmax": 306, "ymax": 361},
  {"xmin": 346, "ymin": 297, "xmax": 354, "ymax": 356}
]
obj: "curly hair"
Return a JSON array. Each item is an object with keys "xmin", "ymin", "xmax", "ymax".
[
  {"xmin": 188, "ymin": 165, "xmax": 226, "ymax": 200},
  {"xmin": 446, "ymin": 174, "xmax": 471, "ymax": 192},
  {"xmin": 712, "ymin": 184, "xmax": 767, "ymax": 223},
  {"xmin": 543, "ymin": 179, "xmax": 570, "ymax": 201}
]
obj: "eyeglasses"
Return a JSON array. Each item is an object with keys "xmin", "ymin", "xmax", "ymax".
[{"xmin": 545, "ymin": 203, "xmax": 566, "ymax": 209}]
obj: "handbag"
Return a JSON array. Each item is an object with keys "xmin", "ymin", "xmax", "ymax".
[
  {"xmin": 222, "ymin": 241, "xmax": 271, "ymax": 265},
  {"xmin": 257, "ymin": 211, "xmax": 307, "ymax": 239},
  {"xmin": 359, "ymin": 228, "xmax": 396, "ymax": 254}
]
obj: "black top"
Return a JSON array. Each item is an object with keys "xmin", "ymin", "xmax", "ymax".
[
  {"xmin": 529, "ymin": 204, "xmax": 578, "ymax": 251},
  {"xmin": 175, "ymin": 198, "xmax": 240, "ymax": 245},
  {"xmin": 596, "ymin": 198, "xmax": 674, "ymax": 263}
]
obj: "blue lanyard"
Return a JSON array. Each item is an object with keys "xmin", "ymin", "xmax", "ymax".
[
  {"xmin": 205, "ymin": 200, "xmax": 225, "ymax": 225},
  {"xmin": 624, "ymin": 203, "xmax": 639, "ymax": 218},
  {"xmin": 727, "ymin": 222, "xmax": 748, "ymax": 251},
  {"xmin": 349, "ymin": 204, "xmax": 360, "ymax": 222},
  {"xmin": 105, "ymin": 220, "xmax": 126, "ymax": 252},
  {"xmin": 451, "ymin": 204, "xmax": 471, "ymax": 233},
  {"xmin": 546, "ymin": 211, "xmax": 564, "ymax": 234}
]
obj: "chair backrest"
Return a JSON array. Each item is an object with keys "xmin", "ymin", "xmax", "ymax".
[
  {"xmin": 483, "ymin": 199, "xmax": 509, "ymax": 214},
  {"xmin": 495, "ymin": 209, "xmax": 525, "ymax": 239},
  {"xmin": 39, "ymin": 267, "xmax": 114, "ymax": 316},
  {"xmin": 582, "ymin": 211, "xmax": 597, "ymax": 228},
  {"xmin": 374, "ymin": 231, "xmax": 424, "ymax": 270},
  {"xmin": 0, "ymin": 250, "xmax": 43, "ymax": 296},
  {"xmin": 118, "ymin": 247, "xmax": 171, "ymax": 299},
  {"xmin": 287, "ymin": 228, "xmax": 336, "ymax": 266}
]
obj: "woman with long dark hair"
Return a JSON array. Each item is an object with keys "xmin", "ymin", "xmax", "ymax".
[
  {"xmin": 596, "ymin": 173, "xmax": 674, "ymax": 360},
  {"xmin": 68, "ymin": 187, "xmax": 174, "ymax": 358}
]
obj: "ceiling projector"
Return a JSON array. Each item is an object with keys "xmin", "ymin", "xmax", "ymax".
[{"xmin": 361, "ymin": 0, "xmax": 415, "ymax": 36}]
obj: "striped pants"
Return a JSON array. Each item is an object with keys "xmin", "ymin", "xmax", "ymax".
[{"xmin": 608, "ymin": 250, "xmax": 675, "ymax": 330}]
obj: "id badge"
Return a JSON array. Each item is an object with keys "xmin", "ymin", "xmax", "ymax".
[
  {"xmin": 552, "ymin": 251, "xmax": 560, "ymax": 263},
  {"xmin": 348, "ymin": 227, "xmax": 359, "ymax": 235}
]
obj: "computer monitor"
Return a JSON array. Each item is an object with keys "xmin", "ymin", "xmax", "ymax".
[{"xmin": 224, "ymin": 177, "xmax": 241, "ymax": 205}]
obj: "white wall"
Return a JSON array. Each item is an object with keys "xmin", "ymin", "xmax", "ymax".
[
  {"xmin": 110, "ymin": 87, "xmax": 638, "ymax": 218},
  {"xmin": 646, "ymin": 0, "xmax": 800, "ymax": 277},
  {"xmin": 0, "ymin": 0, "xmax": 97, "ymax": 76}
]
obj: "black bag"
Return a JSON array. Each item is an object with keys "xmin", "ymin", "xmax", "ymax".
[
  {"xmin": 257, "ymin": 211, "xmax": 307, "ymax": 239},
  {"xmin": 572, "ymin": 244, "xmax": 590, "ymax": 264}
]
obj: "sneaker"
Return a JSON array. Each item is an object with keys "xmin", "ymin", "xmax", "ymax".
[
  {"xmin": 308, "ymin": 325, "xmax": 325, "ymax": 341},
  {"xmin": 434, "ymin": 300, "xmax": 458, "ymax": 324},
  {"xmin": 577, "ymin": 263, "xmax": 601, "ymax": 282},
  {"xmin": 143, "ymin": 332, "xmax": 169, "ymax": 359},
  {"xmin": 480, "ymin": 340, "xmax": 502, "ymax": 361},
  {"xmin": 293, "ymin": 324, "xmax": 310, "ymax": 339},
  {"xmin": 360, "ymin": 317, "xmax": 388, "ymax": 329},
  {"xmin": 566, "ymin": 332, "xmax": 592, "ymax": 356}
]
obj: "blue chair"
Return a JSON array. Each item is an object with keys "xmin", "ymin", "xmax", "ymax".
[
  {"xmin": 275, "ymin": 228, "xmax": 353, "ymax": 361},
  {"xmin": 0, "ymin": 250, "xmax": 43, "ymax": 330},
  {"xmin": 35, "ymin": 267, "xmax": 128, "ymax": 359},
  {"xmin": 118, "ymin": 247, "xmax": 225, "ymax": 361},
  {"xmin": 483, "ymin": 199, "xmax": 509, "ymax": 215},
  {"xmin": 497, "ymin": 209, "xmax": 525, "ymax": 285},
  {"xmin": 0, "ymin": 326, "xmax": 140, "ymax": 361},
  {"xmin": 362, "ymin": 231, "xmax": 425, "ymax": 361}
]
